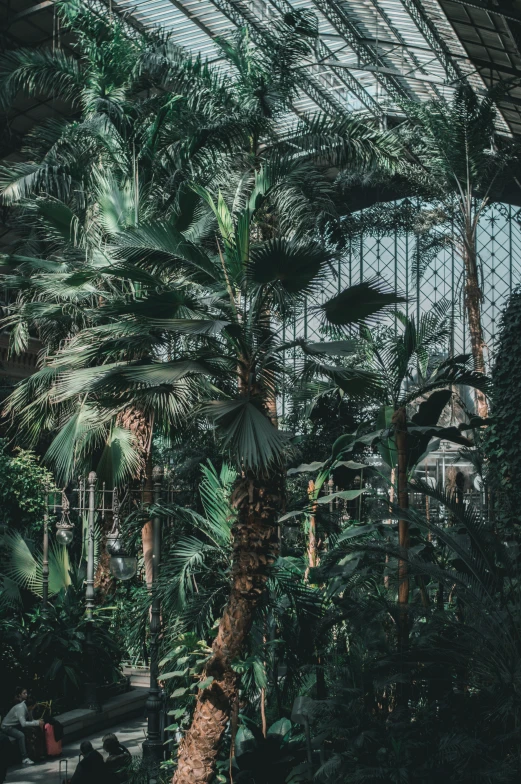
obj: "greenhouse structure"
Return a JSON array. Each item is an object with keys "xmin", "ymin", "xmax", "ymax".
[{"xmin": 2, "ymin": 0, "xmax": 521, "ymax": 782}]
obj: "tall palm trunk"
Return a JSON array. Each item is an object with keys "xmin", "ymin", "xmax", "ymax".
[
  {"xmin": 463, "ymin": 237, "xmax": 488, "ymax": 418},
  {"xmin": 172, "ymin": 471, "xmax": 282, "ymax": 784},
  {"xmin": 141, "ymin": 453, "xmax": 155, "ymax": 589},
  {"xmin": 95, "ymin": 403, "xmax": 152, "ymax": 595},
  {"xmin": 305, "ymin": 480, "xmax": 318, "ymax": 580},
  {"xmin": 392, "ymin": 407, "xmax": 409, "ymax": 645}
]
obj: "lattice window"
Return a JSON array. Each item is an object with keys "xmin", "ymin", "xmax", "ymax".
[{"xmin": 287, "ymin": 201, "xmax": 520, "ymax": 380}]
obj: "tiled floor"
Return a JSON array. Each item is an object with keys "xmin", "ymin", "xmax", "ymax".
[{"xmin": 5, "ymin": 717, "xmax": 147, "ymax": 783}]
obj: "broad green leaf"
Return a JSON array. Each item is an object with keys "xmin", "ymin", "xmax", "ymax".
[
  {"xmin": 301, "ymin": 340, "xmax": 358, "ymax": 356},
  {"xmin": 287, "ymin": 461, "xmax": 325, "ymax": 475},
  {"xmin": 172, "ymin": 687, "xmax": 189, "ymax": 697},
  {"xmin": 267, "ymin": 717, "xmax": 292, "ymax": 738},
  {"xmin": 234, "ymin": 727, "xmax": 257, "ymax": 758},
  {"xmin": 412, "ymin": 389, "xmax": 452, "ymax": 427},
  {"xmin": 332, "ymin": 432, "xmax": 355, "ymax": 459},
  {"xmin": 315, "ymin": 489, "xmax": 365, "ymax": 505}
]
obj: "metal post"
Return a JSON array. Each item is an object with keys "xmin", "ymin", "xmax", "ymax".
[
  {"xmin": 85, "ymin": 471, "xmax": 100, "ymax": 711},
  {"xmin": 86, "ymin": 471, "xmax": 96, "ymax": 622},
  {"xmin": 143, "ymin": 466, "xmax": 164, "ymax": 773},
  {"xmin": 42, "ymin": 512, "xmax": 49, "ymax": 616}
]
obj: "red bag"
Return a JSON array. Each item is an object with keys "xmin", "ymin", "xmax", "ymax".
[{"xmin": 44, "ymin": 722, "xmax": 62, "ymax": 756}]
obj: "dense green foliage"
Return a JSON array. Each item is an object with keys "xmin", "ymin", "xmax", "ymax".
[
  {"xmin": 0, "ymin": 440, "xmax": 53, "ymax": 538},
  {"xmin": 0, "ymin": 3, "xmax": 520, "ymax": 783},
  {"xmin": 0, "ymin": 571, "xmax": 123, "ymax": 715},
  {"xmin": 485, "ymin": 287, "xmax": 521, "ymax": 527}
]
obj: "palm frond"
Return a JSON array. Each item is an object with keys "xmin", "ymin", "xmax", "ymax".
[
  {"xmin": 202, "ymin": 398, "xmax": 286, "ymax": 469},
  {"xmin": 248, "ymin": 237, "xmax": 334, "ymax": 297},
  {"xmin": 320, "ymin": 278, "xmax": 406, "ymax": 329},
  {"xmin": 0, "ymin": 47, "xmax": 82, "ymax": 110}
]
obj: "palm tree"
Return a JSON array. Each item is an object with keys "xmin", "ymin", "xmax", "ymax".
[
  {"xmin": 0, "ymin": 0, "xmax": 401, "ymax": 487},
  {"xmin": 0, "ymin": 1, "xmax": 400, "ymax": 218},
  {"xmin": 400, "ymin": 86, "xmax": 517, "ymax": 417},
  {"xmin": 143, "ymin": 459, "xmax": 320, "ymax": 728},
  {"xmin": 0, "ymin": 0, "xmax": 253, "ymax": 207},
  {"xmin": 302, "ymin": 308, "xmax": 487, "ymax": 652},
  {"xmin": 2, "ymin": 165, "xmax": 404, "ymax": 779}
]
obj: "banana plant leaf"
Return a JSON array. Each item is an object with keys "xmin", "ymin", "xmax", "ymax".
[
  {"xmin": 331, "ymin": 391, "xmax": 471, "ymax": 470},
  {"xmin": 407, "ymin": 389, "xmax": 453, "ymax": 466}
]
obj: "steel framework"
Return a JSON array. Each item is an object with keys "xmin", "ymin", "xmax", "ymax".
[
  {"xmin": 285, "ymin": 200, "xmax": 521, "ymax": 372},
  {"xmin": 95, "ymin": 0, "xmax": 521, "ymax": 358}
]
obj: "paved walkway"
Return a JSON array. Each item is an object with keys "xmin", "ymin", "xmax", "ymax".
[{"xmin": 6, "ymin": 716, "xmax": 147, "ymax": 783}]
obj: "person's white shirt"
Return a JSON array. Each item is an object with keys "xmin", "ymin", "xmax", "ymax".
[{"xmin": 1, "ymin": 701, "xmax": 40, "ymax": 729}]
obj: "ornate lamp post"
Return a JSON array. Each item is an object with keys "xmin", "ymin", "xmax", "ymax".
[
  {"xmin": 42, "ymin": 489, "xmax": 75, "ymax": 616},
  {"xmin": 86, "ymin": 472, "xmax": 97, "ymax": 622},
  {"xmin": 84, "ymin": 471, "xmax": 101, "ymax": 711},
  {"xmin": 41, "ymin": 511, "xmax": 50, "ymax": 617},
  {"xmin": 142, "ymin": 465, "xmax": 164, "ymax": 773}
]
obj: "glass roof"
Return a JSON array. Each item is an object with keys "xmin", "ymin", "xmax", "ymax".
[{"xmin": 111, "ymin": 0, "xmax": 513, "ymax": 132}]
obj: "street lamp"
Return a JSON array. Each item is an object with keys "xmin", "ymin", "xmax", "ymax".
[
  {"xmin": 142, "ymin": 465, "xmax": 164, "ymax": 773},
  {"xmin": 106, "ymin": 488, "xmax": 137, "ymax": 581}
]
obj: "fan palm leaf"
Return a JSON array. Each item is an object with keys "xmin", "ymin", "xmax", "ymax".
[{"xmin": 1, "ymin": 530, "xmax": 71, "ymax": 598}]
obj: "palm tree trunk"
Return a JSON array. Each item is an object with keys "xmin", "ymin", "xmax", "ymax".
[
  {"xmin": 392, "ymin": 407, "xmax": 409, "ymax": 645},
  {"xmin": 142, "ymin": 453, "xmax": 154, "ymax": 589},
  {"xmin": 172, "ymin": 471, "xmax": 282, "ymax": 784},
  {"xmin": 116, "ymin": 407, "xmax": 155, "ymax": 587},
  {"xmin": 463, "ymin": 243, "xmax": 488, "ymax": 418},
  {"xmin": 305, "ymin": 480, "xmax": 318, "ymax": 580}
]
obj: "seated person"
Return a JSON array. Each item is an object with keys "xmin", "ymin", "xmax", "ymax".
[
  {"xmin": 102, "ymin": 734, "xmax": 131, "ymax": 782},
  {"xmin": 69, "ymin": 740, "xmax": 107, "ymax": 784},
  {"xmin": 0, "ymin": 690, "xmax": 43, "ymax": 766},
  {"xmin": 13, "ymin": 686, "xmax": 27, "ymax": 704}
]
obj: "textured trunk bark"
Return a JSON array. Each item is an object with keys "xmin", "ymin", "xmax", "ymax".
[
  {"xmin": 305, "ymin": 480, "xmax": 318, "ymax": 581},
  {"xmin": 172, "ymin": 471, "xmax": 283, "ymax": 784},
  {"xmin": 94, "ymin": 408, "xmax": 152, "ymax": 594},
  {"xmin": 384, "ymin": 468, "xmax": 395, "ymax": 590},
  {"xmin": 463, "ymin": 244, "xmax": 488, "ymax": 418},
  {"xmin": 392, "ymin": 407, "xmax": 409, "ymax": 644},
  {"xmin": 115, "ymin": 407, "xmax": 155, "ymax": 587},
  {"xmin": 142, "ymin": 453, "xmax": 154, "ymax": 590},
  {"xmin": 94, "ymin": 545, "xmax": 114, "ymax": 596}
]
